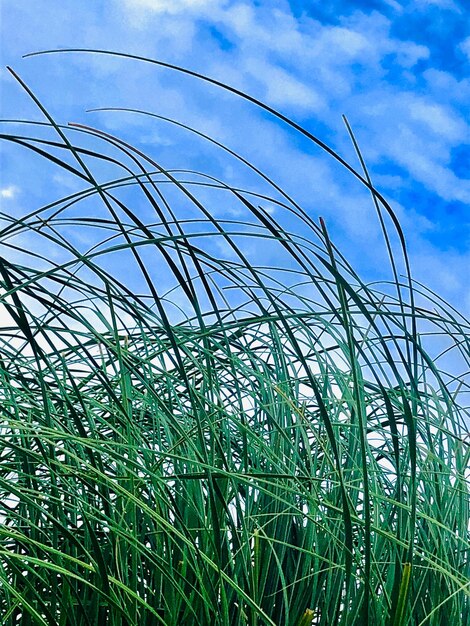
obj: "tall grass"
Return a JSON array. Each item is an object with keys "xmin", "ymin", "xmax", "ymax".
[{"xmin": 0, "ymin": 51, "xmax": 468, "ymax": 625}]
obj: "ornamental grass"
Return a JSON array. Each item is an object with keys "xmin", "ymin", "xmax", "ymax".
[{"xmin": 0, "ymin": 50, "xmax": 468, "ymax": 625}]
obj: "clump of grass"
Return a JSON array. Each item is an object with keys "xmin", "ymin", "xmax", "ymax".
[{"xmin": 0, "ymin": 51, "xmax": 468, "ymax": 626}]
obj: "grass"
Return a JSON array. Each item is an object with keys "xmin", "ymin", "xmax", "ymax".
[{"xmin": 0, "ymin": 50, "xmax": 468, "ymax": 625}]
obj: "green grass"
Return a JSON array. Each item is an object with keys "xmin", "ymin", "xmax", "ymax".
[{"xmin": 0, "ymin": 51, "xmax": 468, "ymax": 625}]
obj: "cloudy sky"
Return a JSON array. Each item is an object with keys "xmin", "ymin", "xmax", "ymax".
[{"xmin": 1, "ymin": 0, "xmax": 469, "ymax": 312}]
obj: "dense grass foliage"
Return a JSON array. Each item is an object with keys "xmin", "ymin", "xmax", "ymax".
[{"xmin": 0, "ymin": 52, "xmax": 469, "ymax": 625}]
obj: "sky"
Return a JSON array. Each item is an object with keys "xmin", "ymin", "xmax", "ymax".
[{"xmin": 1, "ymin": 0, "xmax": 469, "ymax": 315}]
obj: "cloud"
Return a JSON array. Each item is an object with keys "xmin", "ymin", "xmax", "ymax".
[
  {"xmin": 219, "ymin": 4, "xmax": 305, "ymax": 55},
  {"xmin": 2, "ymin": 0, "xmax": 469, "ymax": 312},
  {"xmin": 383, "ymin": 0, "xmax": 404, "ymax": 10},
  {"xmin": 240, "ymin": 57, "xmax": 324, "ymax": 111},
  {"xmin": 355, "ymin": 82, "xmax": 470, "ymax": 202},
  {"xmin": 197, "ymin": 5, "xmax": 468, "ymax": 208},
  {"xmin": 460, "ymin": 36, "xmax": 470, "ymax": 62},
  {"xmin": 414, "ymin": 0, "xmax": 462, "ymax": 10},
  {"xmin": 0, "ymin": 185, "xmax": 19, "ymax": 199},
  {"xmin": 407, "ymin": 100, "xmax": 466, "ymax": 142},
  {"xmin": 122, "ymin": 0, "xmax": 224, "ymax": 15},
  {"xmin": 423, "ymin": 68, "xmax": 470, "ymax": 105}
]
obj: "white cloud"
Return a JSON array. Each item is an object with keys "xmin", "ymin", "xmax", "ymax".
[
  {"xmin": 242, "ymin": 57, "xmax": 324, "ymax": 111},
  {"xmin": 415, "ymin": 0, "xmax": 461, "ymax": 10},
  {"xmin": 122, "ymin": 0, "xmax": 224, "ymax": 15},
  {"xmin": 401, "ymin": 153, "xmax": 470, "ymax": 204},
  {"xmin": 459, "ymin": 36, "xmax": 470, "ymax": 62},
  {"xmin": 221, "ymin": 4, "xmax": 305, "ymax": 56},
  {"xmin": 407, "ymin": 100, "xmax": 467, "ymax": 142},
  {"xmin": 107, "ymin": 2, "xmax": 467, "ymax": 210},
  {"xmin": 383, "ymin": 0, "xmax": 403, "ymax": 10},
  {"xmin": 359, "ymin": 95, "xmax": 470, "ymax": 204},
  {"xmin": 0, "ymin": 185, "xmax": 19, "ymax": 199},
  {"xmin": 321, "ymin": 26, "xmax": 370, "ymax": 58},
  {"xmin": 423, "ymin": 68, "xmax": 470, "ymax": 105},
  {"xmin": 223, "ymin": 3, "xmax": 256, "ymax": 39},
  {"xmin": 393, "ymin": 41, "xmax": 429, "ymax": 68}
]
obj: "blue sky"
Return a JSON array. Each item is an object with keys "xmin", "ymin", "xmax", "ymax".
[{"xmin": 1, "ymin": 0, "xmax": 469, "ymax": 313}]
